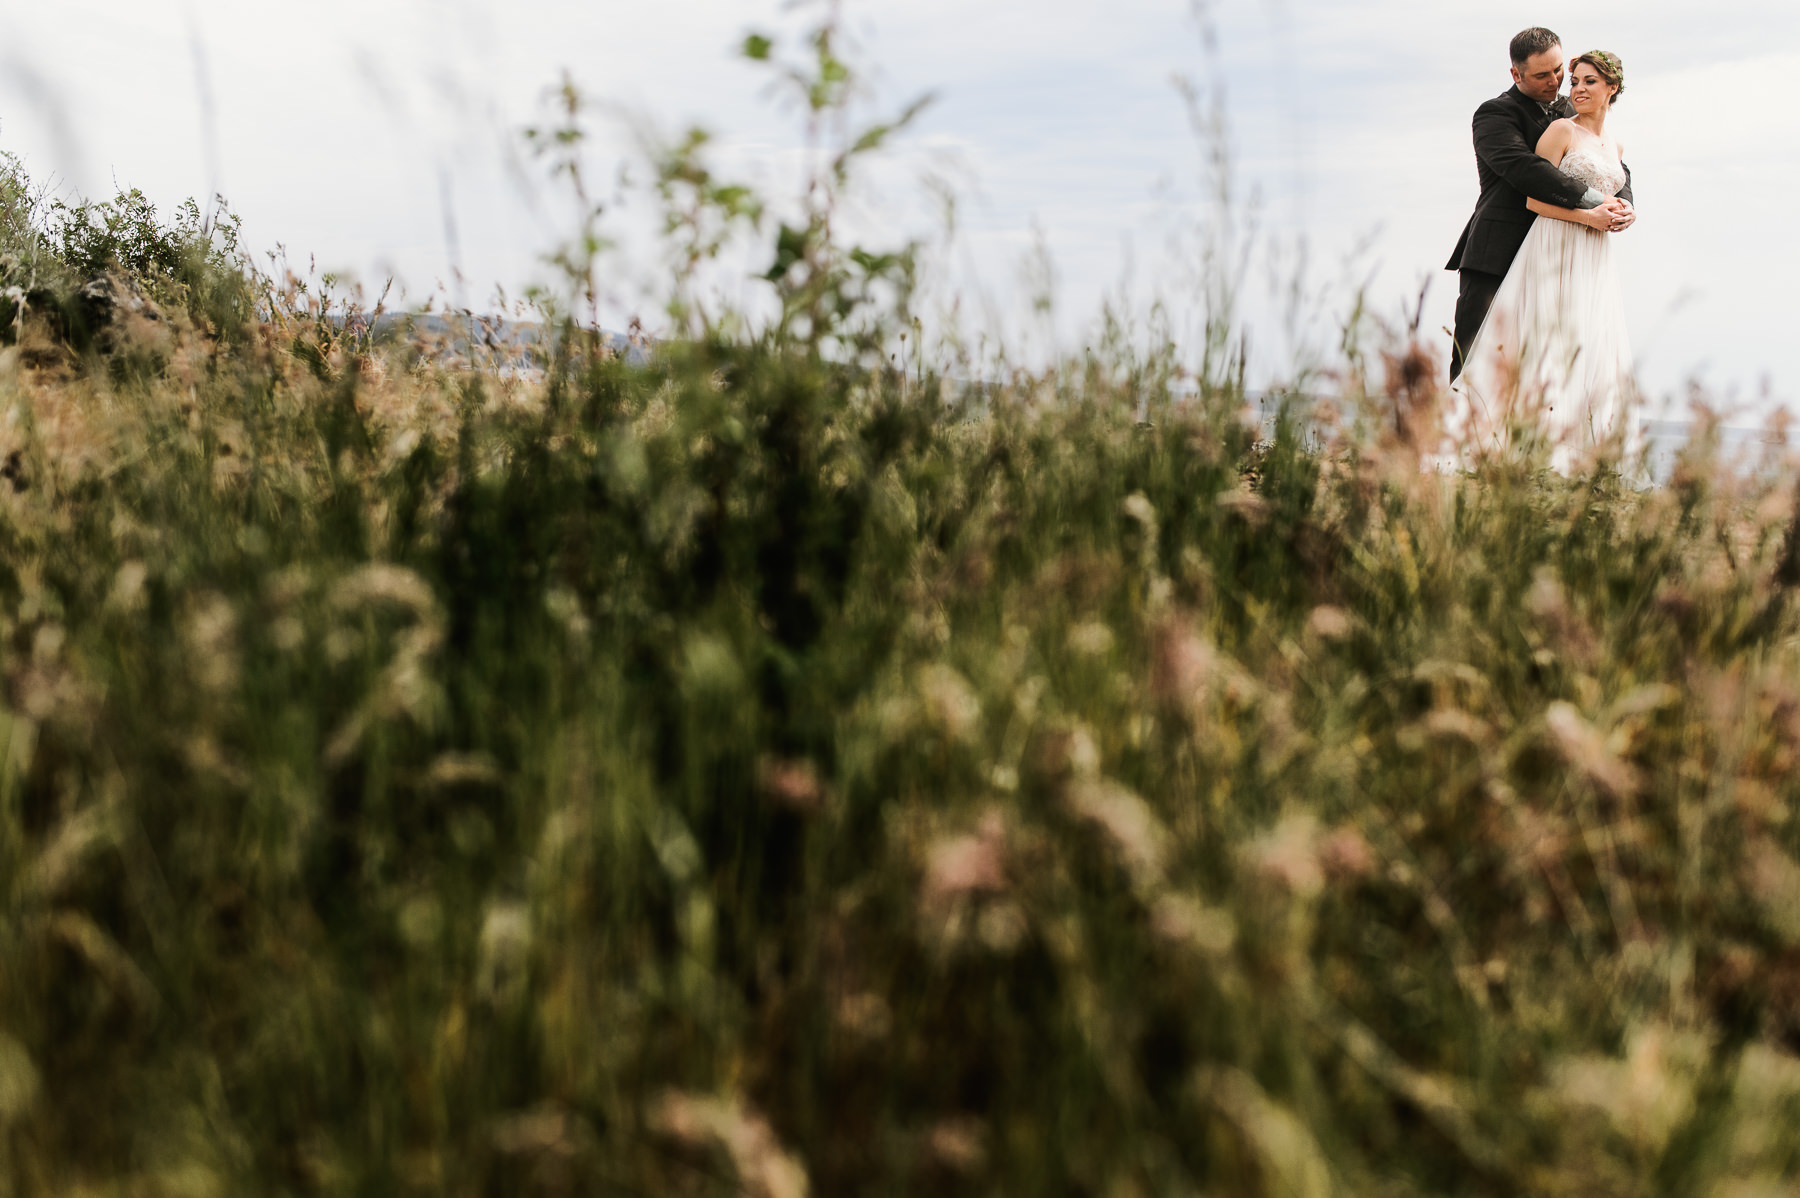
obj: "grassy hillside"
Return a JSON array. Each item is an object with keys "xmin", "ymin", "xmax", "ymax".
[{"xmin": 5, "ymin": 42, "xmax": 1800, "ymax": 1197}]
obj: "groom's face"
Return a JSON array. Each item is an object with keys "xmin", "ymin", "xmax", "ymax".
[{"xmin": 1510, "ymin": 46, "xmax": 1566, "ymax": 103}]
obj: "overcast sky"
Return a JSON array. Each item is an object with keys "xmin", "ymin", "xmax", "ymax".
[{"xmin": 2, "ymin": 1, "xmax": 1795, "ymax": 409}]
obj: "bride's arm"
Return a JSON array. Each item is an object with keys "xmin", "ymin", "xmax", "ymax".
[{"xmin": 1527, "ymin": 195, "xmax": 1617, "ymax": 229}]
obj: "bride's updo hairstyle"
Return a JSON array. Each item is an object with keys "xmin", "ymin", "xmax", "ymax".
[{"xmin": 1572, "ymin": 50, "xmax": 1625, "ymax": 104}]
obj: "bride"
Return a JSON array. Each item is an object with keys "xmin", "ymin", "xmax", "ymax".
[{"xmin": 1448, "ymin": 50, "xmax": 1637, "ymax": 471}]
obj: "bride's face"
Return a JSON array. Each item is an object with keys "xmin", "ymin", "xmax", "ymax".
[{"xmin": 1568, "ymin": 64, "xmax": 1618, "ymax": 113}]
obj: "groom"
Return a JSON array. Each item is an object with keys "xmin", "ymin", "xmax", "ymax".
[{"xmin": 1446, "ymin": 26, "xmax": 1635, "ymax": 383}]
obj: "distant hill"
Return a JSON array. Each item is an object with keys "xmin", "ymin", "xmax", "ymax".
[{"xmin": 358, "ymin": 312, "xmax": 653, "ymax": 368}]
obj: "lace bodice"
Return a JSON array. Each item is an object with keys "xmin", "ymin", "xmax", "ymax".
[{"xmin": 1559, "ymin": 144, "xmax": 1627, "ymax": 198}]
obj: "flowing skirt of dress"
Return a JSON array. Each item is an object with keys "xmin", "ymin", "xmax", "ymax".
[{"xmin": 1446, "ymin": 214, "xmax": 1636, "ymax": 472}]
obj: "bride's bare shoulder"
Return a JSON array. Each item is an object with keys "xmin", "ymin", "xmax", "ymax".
[{"xmin": 1536, "ymin": 118, "xmax": 1576, "ymax": 160}]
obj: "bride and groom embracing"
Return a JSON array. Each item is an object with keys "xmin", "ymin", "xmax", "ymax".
[{"xmin": 1444, "ymin": 26, "xmax": 1637, "ymax": 469}]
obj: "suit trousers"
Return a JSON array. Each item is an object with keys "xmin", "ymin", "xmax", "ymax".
[{"xmin": 1451, "ymin": 268, "xmax": 1504, "ymax": 384}]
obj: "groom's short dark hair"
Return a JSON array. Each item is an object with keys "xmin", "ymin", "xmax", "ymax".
[{"xmin": 1510, "ymin": 27, "xmax": 1561, "ymax": 65}]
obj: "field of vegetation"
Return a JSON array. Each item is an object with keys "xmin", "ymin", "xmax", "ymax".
[{"xmin": 5, "ymin": 21, "xmax": 1800, "ymax": 1198}]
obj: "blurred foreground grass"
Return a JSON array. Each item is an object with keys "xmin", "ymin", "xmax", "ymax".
[{"xmin": 6, "ymin": 79, "xmax": 1800, "ymax": 1198}]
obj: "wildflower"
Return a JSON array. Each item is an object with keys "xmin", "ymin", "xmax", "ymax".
[
  {"xmin": 1319, "ymin": 825, "xmax": 1377, "ymax": 882},
  {"xmin": 0, "ymin": 1033, "xmax": 38, "ymax": 1125},
  {"xmin": 1382, "ymin": 340, "xmax": 1442, "ymax": 448},
  {"xmin": 757, "ymin": 756, "xmax": 827, "ymax": 815},
  {"xmin": 422, "ymin": 752, "xmax": 503, "ymax": 790},
  {"xmin": 649, "ymin": 1092, "xmax": 809, "ymax": 1198},
  {"xmin": 1153, "ymin": 619, "xmax": 1255, "ymax": 712},
  {"xmin": 1196, "ymin": 1067, "xmax": 1333, "ymax": 1198},
  {"xmin": 1065, "ymin": 777, "xmax": 1167, "ymax": 882},
  {"xmin": 12, "ymin": 659, "xmax": 75, "ymax": 722},
  {"xmin": 1745, "ymin": 837, "xmax": 1800, "ymax": 945},
  {"xmin": 682, "ymin": 633, "xmax": 744, "ymax": 698},
  {"xmin": 1544, "ymin": 702, "xmax": 1638, "ymax": 797},
  {"xmin": 263, "ymin": 565, "xmax": 314, "ymax": 607},
  {"xmin": 1525, "ymin": 568, "xmax": 1568, "ymax": 621},
  {"xmin": 1067, "ymin": 620, "xmax": 1115, "ymax": 657},
  {"xmin": 108, "ymin": 561, "xmax": 149, "ymax": 613},
  {"xmin": 47, "ymin": 911, "xmax": 160, "ymax": 1017},
  {"xmin": 1410, "ymin": 708, "xmax": 1493, "ymax": 748},
  {"xmin": 976, "ymin": 902, "xmax": 1028, "ymax": 953},
  {"xmin": 1552, "ymin": 1025, "xmax": 1705, "ymax": 1155},
  {"xmin": 922, "ymin": 812, "xmax": 1007, "ymax": 904},
  {"xmin": 1027, "ymin": 724, "xmax": 1103, "ymax": 788},
  {"xmin": 1732, "ymin": 1043, "xmax": 1800, "ymax": 1110},
  {"xmin": 20, "ymin": 802, "xmax": 115, "ymax": 903},
  {"xmin": 1151, "ymin": 895, "xmax": 1237, "ymax": 956},
  {"xmin": 1246, "ymin": 814, "xmax": 1324, "ymax": 898},
  {"xmin": 1611, "ymin": 683, "xmax": 1681, "ymax": 720},
  {"xmin": 925, "ymin": 1117, "xmax": 987, "ymax": 1173},
  {"xmin": 396, "ymin": 894, "xmax": 444, "ymax": 950},
  {"xmin": 330, "ymin": 562, "xmax": 437, "ymax": 615},
  {"xmin": 835, "ymin": 992, "xmax": 892, "ymax": 1041},
  {"xmin": 183, "ymin": 733, "xmax": 250, "ymax": 789},
  {"xmin": 918, "ymin": 664, "xmax": 982, "ymax": 743},
  {"xmin": 1304, "ymin": 605, "xmax": 1353, "ymax": 642},
  {"xmin": 1526, "ymin": 568, "xmax": 1598, "ymax": 664},
  {"xmin": 543, "ymin": 586, "xmax": 591, "ymax": 642},
  {"xmin": 491, "ymin": 1106, "xmax": 588, "ymax": 1161},
  {"xmin": 477, "ymin": 901, "xmax": 532, "ymax": 1004},
  {"xmin": 1152, "ymin": 621, "xmax": 1213, "ymax": 707}
]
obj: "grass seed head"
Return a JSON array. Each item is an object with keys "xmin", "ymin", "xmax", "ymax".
[
  {"xmin": 1246, "ymin": 814, "xmax": 1325, "ymax": 899},
  {"xmin": 1544, "ymin": 701, "xmax": 1639, "ymax": 797},
  {"xmin": 922, "ymin": 811, "xmax": 1008, "ymax": 905},
  {"xmin": 649, "ymin": 1092, "xmax": 810, "ymax": 1198}
]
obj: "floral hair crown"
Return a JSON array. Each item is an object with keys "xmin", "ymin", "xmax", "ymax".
[{"xmin": 1576, "ymin": 49, "xmax": 1625, "ymax": 89}]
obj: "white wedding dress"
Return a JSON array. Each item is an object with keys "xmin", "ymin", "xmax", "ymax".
[{"xmin": 1447, "ymin": 141, "xmax": 1636, "ymax": 471}]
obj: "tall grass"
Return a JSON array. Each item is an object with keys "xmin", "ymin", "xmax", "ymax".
[{"xmin": 4, "ymin": 20, "xmax": 1800, "ymax": 1198}]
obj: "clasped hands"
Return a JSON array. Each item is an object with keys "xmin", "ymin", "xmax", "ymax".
[{"xmin": 1584, "ymin": 197, "xmax": 1635, "ymax": 233}]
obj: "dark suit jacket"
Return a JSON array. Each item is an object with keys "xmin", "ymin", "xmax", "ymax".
[{"xmin": 1445, "ymin": 86, "xmax": 1634, "ymax": 276}]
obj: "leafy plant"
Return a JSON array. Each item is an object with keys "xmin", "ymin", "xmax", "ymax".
[{"xmin": 743, "ymin": 6, "xmax": 934, "ymax": 358}]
